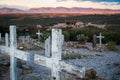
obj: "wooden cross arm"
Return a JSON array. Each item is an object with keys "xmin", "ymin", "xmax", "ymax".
[
  {"xmin": 14, "ymin": 50, "xmax": 30, "ymax": 61},
  {"xmin": 0, "ymin": 46, "xmax": 30, "ymax": 61},
  {"xmin": 96, "ymin": 36, "xmax": 104, "ymax": 38},
  {"xmin": 34, "ymin": 54, "xmax": 85, "ymax": 78},
  {"xmin": 34, "ymin": 54, "xmax": 52, "ymax": 68},
  {"xmin": 59, "ymin": 62, "xmax": 85, "ymax": 78},
  {"xmin": 0, "ymin": 46, "xmax": 10, "ymax": 55}
]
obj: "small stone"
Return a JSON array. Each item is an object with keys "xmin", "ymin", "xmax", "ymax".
[
  {"xmin": 85, "ymin": 69, "xmax": 96, "ymax": 79},
  {"xmin": 19, "ymin": 46, "xmax": 24, "ymax": 50},
  {"xmin": 22, "ymin": 65, "xmax": 31, "ymax": 70}
]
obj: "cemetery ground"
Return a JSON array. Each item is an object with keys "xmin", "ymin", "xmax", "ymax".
[{"xmin": 0, "ymin": 40, "xmax": 120, "ymax": 80}]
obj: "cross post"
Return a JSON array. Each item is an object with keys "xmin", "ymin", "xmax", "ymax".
[
  {"xmin": 51, "ymin": 29, "xmax": 61, "ymax": 80},
  {"xmin": 5, "ymin": 33, "xmax": 9, "ymax": 47},
  {"xmin": 45, "ymin": 36, "xmax": 51, "ymax": 57},
  {"xmin": 10, "ymin": 25, "xmax": 17, "ymax": 80}
]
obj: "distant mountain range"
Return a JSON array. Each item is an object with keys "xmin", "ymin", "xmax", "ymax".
[{"xmin": 0, "ymin": 7, "xmax": 120, "ymax": 14}]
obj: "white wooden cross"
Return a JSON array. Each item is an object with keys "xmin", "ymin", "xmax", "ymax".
[
  {"xmin": 0, "ymin": 25, "xmax": 30, "ymax": 80},
  {"xmin": 45, "ymin": 36, "xmax": 51, "ymax": 57},
  {"xmin": 36, "ymin": 29, "xmax": 42, "ymax": 40},
  {"xmin": 96, "ymin": 33, "xmax": 104, "ymax": 46},
  {"xmin": 34, "ymin": 28, "xmax": 85, "ymax": 80},
  {"xmin": 0, "ymin": 26, "xmax": 85, "ymax": 80},
  {"xmin": 5, "ymin": 33, "xmax": 9, "ymax": 47}
]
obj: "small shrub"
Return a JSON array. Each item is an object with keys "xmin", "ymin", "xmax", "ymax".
[
  {"xmin": 106, "ymin": 41, "xmax": 116, "ymax": 51},
  {"xmin": 76, "ymin": 34, "xmax": 88, "ymax": 44},
  {"xmin": 63, "ymin": 54, "xmax": 82, "ymax": 60},
  {"xmin": 62, "ymin": 54, "xmax": 89, "ymax": 60}
]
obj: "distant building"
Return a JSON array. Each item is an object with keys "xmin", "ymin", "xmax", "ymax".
[
  {"xmin": 65, "ymin": 20, "xmax": 80, "ymax": 25},
  {"xmin": 49, "ymin": 20, "xmax": 85, "ymax": 28},
  {"xmin": 65, "ymin": 20, "xmax": 84, "ymax": 28},
  {"xmin": 86, "ymin": 22, "xmax": 106, "ymax": 29},
  {"xmin": 37, "ymin": 25, "xmax": 42, "ymax": 28},
  {"xmin": 53, "ymin": 23, "xmax": 67, "ymax": 28}
]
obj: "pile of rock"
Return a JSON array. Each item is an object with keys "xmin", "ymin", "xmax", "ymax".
[
  {"xmin": 18, "ymin": 40, "xmax": 44, "ymax": 50},
  {"xmin": 62, "ymin": 49, "xmax": 75, "ymax": 55},
  {"xmin": 64, "ymin": 41, "xmax": 92, "ymax": 50}
]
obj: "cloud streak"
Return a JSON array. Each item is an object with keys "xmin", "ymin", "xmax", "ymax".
[
  {"xmin": 0, "ymin": 4, "xmax": 29, "ymax": 10},
  {"xmin": 0, "ymin": 0, "xmax": 120, "ymax": 9},
  {"xmin": 57, "ymin": 0, "xmax": 120, "ymax": 2},
  {"xmin": 100, "ymin": 2, "xmax": 120, "ymax": 6}
]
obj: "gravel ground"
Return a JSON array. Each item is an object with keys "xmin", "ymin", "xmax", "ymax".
[
  {"xmin": 65, "ymin": 48, "xmax": 120, "ymax": 80},
  {"xmin": 24, "ymin": 48, "xmax": 120, "ymax": 80},
  {"xmin": 0, "ymin": 47, "xmax": 120, "ymax": 80}
]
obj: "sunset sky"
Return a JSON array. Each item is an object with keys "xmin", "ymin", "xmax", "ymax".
[{"xmin": 0, "ymin": 0, "xmax": 120, "ymax": 10}]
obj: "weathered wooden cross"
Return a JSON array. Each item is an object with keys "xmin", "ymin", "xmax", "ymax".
[
  {"xmin": 0, "ymin": 25, "xmax": 30, "ymax": 80},
  {"xmin": 5, "ymin": 33, "xmax": 9, "ymax": 47},
  {"xmin": 96, "ymin": 33, "xmax": 104, "ymax": 46},
  {"xmin": 36, "ymin": 29, "xmax": 42, "ymax": 40},
  {"xmin": 45, "ymin": 36, "xmax": 51, "ymax": 57},
  {"xmin": 0, "ymin": 26, "xmax": 85, "ymax": 80},
  {"xmin": 35, "ymin": 28, "xmax": 85, "ymax": 80}
]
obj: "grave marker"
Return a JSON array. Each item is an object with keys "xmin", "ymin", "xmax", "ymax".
[
  {"xmin": 0, "ymin": 25, "xmax": 30, "ymax": 80},
  {"xmin": 96, "ymin": 33, "xmax": 104, "ymax": 46},
  {"xmin": 5, "ymin": 33, "xmax": 9, "ymax": 47},
  {"xmin": 10, "ymin": 25, "xmax": 17, "ymax": 80},
  {"xmin": 34, "ymin": 28, "xmax": 85, "ymax": 80},
  {"xmin": 0, "ymin": 26, "xmax": 85, "ymax": 80},
  {"xmin": 36, "ymin": 29, "xmax": 42, "ymax": 40},
  {"xmin": 45, "ymin": 36, "xmax": 51, "ymax": 57}
]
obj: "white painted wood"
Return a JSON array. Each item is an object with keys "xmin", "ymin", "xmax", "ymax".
[
  {"xmin": 34, "ymin": 53, "xmax": 85, "ymax": 79},
  {"xmin": 52, "ymin": 29, "xmax": 61, "ymax": 60},
  {"xmin": 34, "ymin": 54, "xmax": 52, "ymax": 68},
  {"xmin": 14, "ymin": 50, "xmax": 30, "ymax": 61},
  {"xmin": 0, "ymin": 46, "xmax": 29, "ymax": 61},
  {"xmin": 5, "ymin": 33, "xmax": 9, "ymax": 47},
  {"xmin": 60, "ymin": 62, "xmax": 85, "ymax": 78},
  {"xmin": 45, "ymin": 36, "xmax": 51, "ymax": 57},
  {"xmin": 10, "ymin": 25, "xmax": 17, "ymax": 80},
  {"xmin": 58, "ymin": 30, "xmax": 62, "ymax": 60},
  {"xmin": 36, "ymin": 29, "xmax": 42, "ymax": 40},
  {"xmin": 0, "ymin": 46, "xmax": 10, "ymax": 55},
  {"xmin": 34, "ymin": 28, "xmax": 85, "ymax": 80},
  {"xmin": 96, "ymin": 33, "xmax": 104, "ymax": 46},
  {"xmin": 0, "ymin": 27, "xmax": 85, "ymax": 80}
]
